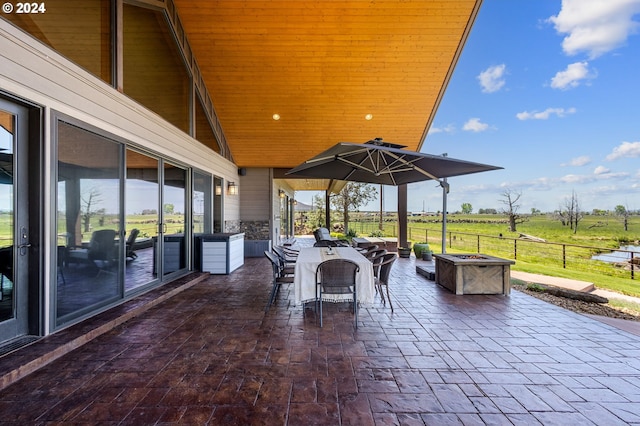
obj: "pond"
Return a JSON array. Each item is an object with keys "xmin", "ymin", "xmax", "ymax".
[{"xmin": 591, "ymin": 245, "xmax": 640, "ymax": 263}]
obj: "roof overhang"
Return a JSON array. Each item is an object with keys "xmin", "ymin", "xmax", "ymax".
[{"xmin": 173, "ymin": 0, "xmax": 483, "ymax": 170}]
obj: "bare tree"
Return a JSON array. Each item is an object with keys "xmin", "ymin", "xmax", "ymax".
[
  {"xmin": 499, "ymin": 189, "xmax": 527, "ymax": 232},
  {"xmin": 81, "ymin": 187, "xmax": 103, "ymax": 233},
  {"xmin": 563, "ymin": 190, "xmax": 582, "ymax": 234},
  {"xmin": 615, "ymin": 204, "xmax": 630, "ymax": 231}
]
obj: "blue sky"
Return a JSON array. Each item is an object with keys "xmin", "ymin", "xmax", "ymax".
[{"xmin": 297, "ymin": 0, "xmax": 640, "ymax": 214}]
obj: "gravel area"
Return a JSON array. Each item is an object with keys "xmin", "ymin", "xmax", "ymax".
[{"xmin": 512, "ymin": 282, "xmax": 640, "ymax": 322}]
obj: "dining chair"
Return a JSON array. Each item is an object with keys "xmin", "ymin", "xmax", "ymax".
[
  {"xmin": 362, "ymin": 244, "xmax": 380, "ymax": 257},
  {"xmin": 271, "ymin": 246, "xmax": 296, "ymax": 275},
  {"xmin": 375, "ymin": 253, "xmax": 397, "ymax": 312},
  {"xmin": 264, "ymin": 250, "xmax": 294, "ymax": 312},
  {"xmin": 315, "ymin": 259, "xmax": 360, "ymax": 328},
  {"xmin": 273, "ymin": 245, "xmax": 297, "ymax": 263},
  {"xmin": 365, "ymin": 248, "xmax": 387, "ymax": 262}
]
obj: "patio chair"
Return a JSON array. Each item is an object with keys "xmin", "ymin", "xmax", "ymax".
[
  {"xmin": 362, "ymin": 245, "xmax": 380, "ymax": 257},
  {"xmin": 265, "ymin": 250, "xmax": 294, "ymax": 312},
  {"xmin": 271, "ymin": 246, "xmax": 296, "ymax": 275},
  {"xmin": 125, "ymin": 228, "xmax": 140, "ymax": 260},
  {"xmin": 315, "ymin": 259, "xmax": 360, "ymax": 328},
  {"xmin": 87, "ymin": 229, "xmax": 118, "ymax": 274},
  {"xmin": 273, "ymin": 245, "xmax": 297, "ymax": 263},
  {"xmin": 365, "ymin": 248, "xmax": 387, "ymax": 262},
  {"xmin": 313, "ymin": 227, "xmax": 350, "ymax": 246},
  {"xmin": 375, "ymin": 253, "xmax": 397, "ymax": 312}
]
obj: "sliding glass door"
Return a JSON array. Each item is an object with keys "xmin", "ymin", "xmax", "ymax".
[
  {"xmin": 56, "ymin": 121, "xmax": 122, "ymax": 323},
  {"xmin": 125, "ymin": 149, "xmax": 159, "ymax": 292},
  {"xmin": 161, "ymin": 163, "xmax": 187, "ymax": 276}
]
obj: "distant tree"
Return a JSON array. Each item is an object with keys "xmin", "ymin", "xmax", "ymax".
[
  {"xmin": 164, "ymin": 203, "xmax": 175, "ymax": 214},
  {"xmin": 479, "ymin": 208, "xmax": 498, "ymax": 215},
  {"xmin": 499, "ymin": 189, "xmax": 527, "ymax": 232},
  {"xmin": 562, "ymin": 190, "xmax": 582, "ymax": 234},
  {"xmin": 461, "ymin": 202, "xmax": 473, "ymax": 214},
  {"xmin": 615, "ymin": 204, "xmax": 630, "ymax": 231},
  {"xmin": 330, "ymin": 182, "xmax": 377, "ymax": 235},
  {"xmin": 530, "ymin": 207, "xmax": 541, "ymax": 215},
  {"xmin": 310, "ymin": 194, "xmax": 326, "ymax": 228}
]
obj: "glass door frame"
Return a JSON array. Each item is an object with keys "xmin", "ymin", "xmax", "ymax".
[{"xmin": 0, "ymin": 93, "xmax": 43, "ymax": 343}]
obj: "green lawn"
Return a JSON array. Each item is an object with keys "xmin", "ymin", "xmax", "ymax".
[{"xmin": 348, "ymin": 212, "xmax": 640, "ymax": 297}]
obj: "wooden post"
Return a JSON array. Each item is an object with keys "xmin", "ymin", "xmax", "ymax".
[{"xmin": 398, "ymin": 184, "xmax": 408, "ymax": 247}]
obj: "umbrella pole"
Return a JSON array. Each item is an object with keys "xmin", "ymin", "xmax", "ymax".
[{"xmin": 440, "ymin": 179, "xmax": 449, "ymax": 254}]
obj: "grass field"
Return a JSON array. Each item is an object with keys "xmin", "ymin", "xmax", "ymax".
[{"xmin": 345, "ymin": 212, "xmax": 640, "ymax": 297}]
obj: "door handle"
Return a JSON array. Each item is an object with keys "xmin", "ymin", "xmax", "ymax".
[{"xmin": 19, "ymin": 226, "xmax": 30, "ymax": 255}]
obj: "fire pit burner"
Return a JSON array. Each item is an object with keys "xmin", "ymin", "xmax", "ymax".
[{"xmin": 433, "ymin": 253, "xmax": 515, "ymax": 295}]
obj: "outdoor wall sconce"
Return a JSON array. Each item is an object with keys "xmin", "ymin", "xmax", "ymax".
[
  {"xmin": 278, "ymin": 189, "xmax": 286, "ymax": 198},
  {"xmin": 227, "ymin": 181, "xmax": 237, "ymax": 195},
  {"xmin": 215, "ymin": 185, "xmax": 222, "ymax": 196}
]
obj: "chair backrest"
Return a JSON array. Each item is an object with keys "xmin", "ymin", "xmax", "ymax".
[
  {"xmin": 366, "ymin": 248, "xmax": 387, "ymax": 261},
  {"xmin": 88, "ymin": 229, "xmax": 117, "ymax": 261},
  {"xmin": 126, "ymin": 228, "xmax": 140, "ymax": 247},
  {"xmin": 316, "ymin": 259, "xmax": 359, "ymax": 289},
  {"xmin": 314, "ymin": 227, "xmax": 333, "ymax": 241},
  {"xmin": 264, "ymin": 250, "xmax": 282, "ymax": 278},
  {"xmin": 377, "ymin": 253, "xmax": 397, "ymax": 284},
  {"xmin": 271, "ymin": 245, "xmax": 290, "ymax": 263},
  {"xmin": 363, "ymin": 245, "xmax": 379, "ymax": 256}
]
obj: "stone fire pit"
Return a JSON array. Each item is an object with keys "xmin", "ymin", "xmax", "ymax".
[{"xmin": 434, "ymin": 253, "xmax": 515, "ymax": 296}]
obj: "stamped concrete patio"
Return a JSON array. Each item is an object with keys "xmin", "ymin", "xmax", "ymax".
[{"xmin": 1, "ymin": 252, "xmax": 639, "ymax": 424}]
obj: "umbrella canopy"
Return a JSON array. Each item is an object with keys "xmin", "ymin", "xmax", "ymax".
[
  {"xmin": 286, "ymin": 138, "xmax": 503, "ymax": 253},
  {"xmin": 286, "ymin": 138, "xmax": 502, "ymax": 184}
]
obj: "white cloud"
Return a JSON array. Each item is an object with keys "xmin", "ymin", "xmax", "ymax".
[
  {"xmin": 548, "ymin": 0, "xmax": 640, "ymax": 58},
  {"xmin": 594, "ymin": 165, "xmax": 610, "ymax": 174},
  {"xmin": 606, "ymin": 141, "xmax": 640, "ymax": 160},
  {"xmin": 561, "ymin": 174, "xmax": 593, "ymax": 184},
  {"xmin": 600, "ymin": 171, "xmax": 630, "ymax": 179},
  {"xmin": 462, "ymin": 118, "xmax": 490, "ymax": 132},
  {"xmin": 516, "ymin": 107, "xmax": 577, "ymax": 120},
  {"xmin": 477, "ymin": 64, "xmax": 506, "ymax": 93},
  {"xmin": 550, "ymin": 61, "xmax": 595, "ymax": 90},
  {"xmin": 564, "ymin": 155, "xmax": 592, "ymax": 166},
  {"xmin": 428, "ymin": 124, "xmax": 455, "ymax": 135}
]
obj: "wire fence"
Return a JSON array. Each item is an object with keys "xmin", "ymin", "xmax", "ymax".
[
  {"xmin": 350, "ymin": 220, "xmax": 638, "ymax": 281},
  {"xmin": 417, "ymin": 227, "xmax": 634, "ymax": 278}
]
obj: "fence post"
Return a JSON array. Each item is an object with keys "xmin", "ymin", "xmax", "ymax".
[
  {"xmin": 563, "ymin": 245, "xmax": 566, "ymax": 269},
  {"xmin": 514, "ymin": 239, "xmax": 517, "ymax": 260},
  {"xmin": 477, "ymin": 235, "xmax": 480, "ymax": 253},
  {"xmin": 425, "ymin": 229, "xmax": 428, "ymax": 244},
  {"xmin": 632, "ymin": 252, "xmax": 635, "ymax": 280},
  {"xmin": 449, "ymin": 231, "xmax": 452, "ymax": 249}
]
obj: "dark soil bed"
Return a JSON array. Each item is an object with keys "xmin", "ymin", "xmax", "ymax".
[{"xmin": 512, "ymin": 282, "xmax": 640, "ymax": 322}]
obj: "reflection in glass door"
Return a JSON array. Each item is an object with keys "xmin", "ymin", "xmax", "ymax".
[
  {"xmin": 162, "ymin": 162, "xmax": 187, "ymax": 275},
  {"xmin": 0, "ymin": 104, "xmax": 29, "ymax": 342},
  {"xmin": 125, "ymin": 149, "xmax": 159, "ymax": 292},
  {"xmin": 56, "ymin": 122, "xmax": 121, "ymax": 322}
]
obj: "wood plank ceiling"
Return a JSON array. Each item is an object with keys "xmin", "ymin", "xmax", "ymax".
[{"xmin": 173, "ymin": 0, "xmax": 482, "ymax": 172}]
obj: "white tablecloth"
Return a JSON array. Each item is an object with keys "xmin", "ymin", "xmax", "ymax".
[{"xmin": 293, "ymin": 247, "xmax": 375, "ymax": 305}]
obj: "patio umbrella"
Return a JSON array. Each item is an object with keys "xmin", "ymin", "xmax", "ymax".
[{"xmin": 286, "ymin": 138, "xmax": 503, "ymax": 252}]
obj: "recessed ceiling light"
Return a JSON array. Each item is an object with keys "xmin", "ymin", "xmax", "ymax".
[
  {"xmin": 272, "ymin": 114, "xmax": 280, "ymax": 121},
  {"xmin": 365, "ymin": 114, "xmax": 373, "ymax": 120}
]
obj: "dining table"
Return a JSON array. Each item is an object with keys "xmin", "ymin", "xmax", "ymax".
[{"xmin": 293, "ymin": 246, "xmax": 375, "ymax": 305}]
